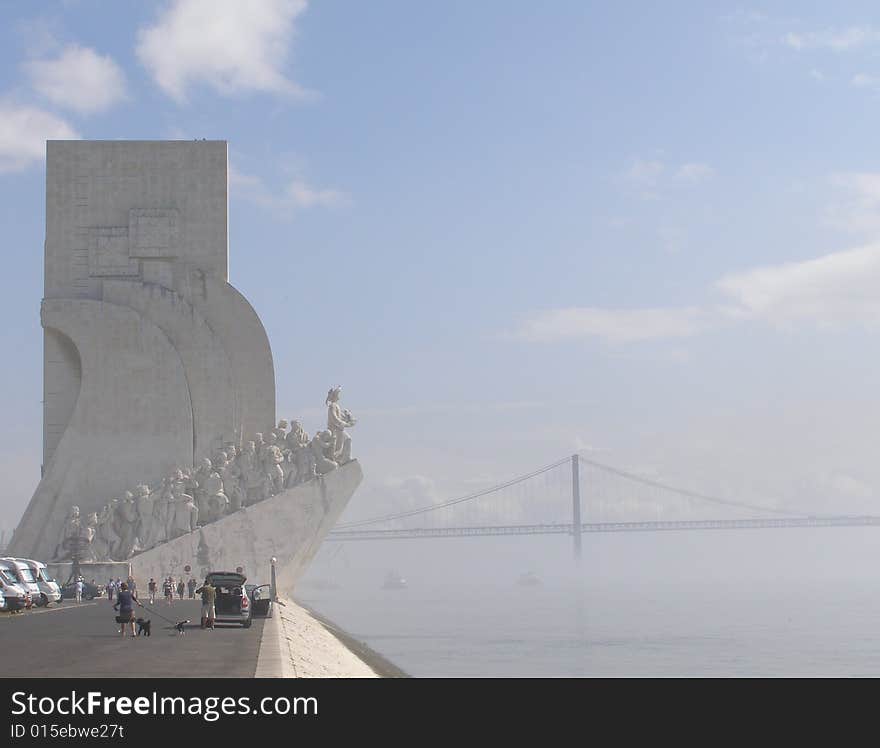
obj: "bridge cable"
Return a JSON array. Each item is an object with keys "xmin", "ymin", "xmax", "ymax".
[
  {"xmin": 335, "ymin": 456, "xmax": 572, "ymax": 529},
  {"xmin": 576, "ymin": 453, "xmax": 808, "ymax": 518}
]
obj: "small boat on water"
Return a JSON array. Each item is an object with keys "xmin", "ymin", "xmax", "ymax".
[
  {"xmin": 517, "ymin": 571, "xmax": 542, "ymax": 587},
  {"xmin": 382, "ymin": 570, "xmax": 408, "ymax": 590}
]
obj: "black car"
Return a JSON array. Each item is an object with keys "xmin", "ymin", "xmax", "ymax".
[
  {"xmin": 59, "ymin": 580, "xmax": 102, "ymax": 600},
  {"xmin": 245, "ymin": 584, "xmax": 272, "ymax": 618}
]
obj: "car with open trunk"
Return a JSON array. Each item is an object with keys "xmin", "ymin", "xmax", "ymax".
[{"xmin": 204, "ymin": 571, "xmax": 252, "ymax": 628}]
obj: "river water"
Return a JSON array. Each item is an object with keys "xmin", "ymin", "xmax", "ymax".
[{"xmin": 298, "ymin": 528, "xmax": 880, "ymax": 677}]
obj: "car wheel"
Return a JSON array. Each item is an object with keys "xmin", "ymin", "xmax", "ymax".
[
  {"xmin": 242, "ymin": 618, "xmax": 252, "ymax": 629},
  {"xmin": 38, "ymin": 594, "xmax": 48, "ymax": 607}
]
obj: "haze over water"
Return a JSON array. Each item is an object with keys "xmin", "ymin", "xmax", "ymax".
[{"xmin": 300, "ymin": 528, "xmax": 880, "ymax": 677}]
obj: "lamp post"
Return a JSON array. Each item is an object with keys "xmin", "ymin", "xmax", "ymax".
[{"xmin": 270, "ymin": 557, "xmax": 278, "ymax": 602}]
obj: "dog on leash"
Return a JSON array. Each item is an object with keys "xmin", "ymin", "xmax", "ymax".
[
  {"xmin": 175, "ymin": 619, "xmax": 190, "ymax": 635},
  {"xmin": 135, "ymin": 618, "xmax": 151, "ymax": 637}
]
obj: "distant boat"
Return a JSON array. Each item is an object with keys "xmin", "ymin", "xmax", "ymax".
[
  {"xmin": 382, "ymin": 570, "xmax": 408, "ymax": 590},
  {"xmin": 517, "ymin": 572, "xmax": 542, "ymax": 587}
]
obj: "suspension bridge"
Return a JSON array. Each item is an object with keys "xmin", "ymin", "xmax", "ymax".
[{"xmin": 327, "ymin": 454, "xmax": 880, "ymax": 558}]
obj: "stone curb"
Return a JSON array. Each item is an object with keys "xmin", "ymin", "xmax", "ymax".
[{"xmin": 255, "ymin": 603, "xmax": 292, "ymax": 678}]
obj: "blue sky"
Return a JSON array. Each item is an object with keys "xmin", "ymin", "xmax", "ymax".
[{"xmin": 4, "ymin": 1, "xmax": 880, "ymax": 534}]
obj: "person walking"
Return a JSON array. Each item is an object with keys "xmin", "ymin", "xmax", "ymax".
[
  {"xmin": 187, "ymin": 577, "xmax": 196, "ymax": 599},
  {"xmin": 113, "ymin": 582, "xmax": 143, "ymax": 638},
  {"xmin": 163, "ymin": 577, "xmax": 174, "ymax": 605},
  {"xmin": 107, "ymin": 579, "xmax": 113, "ymax": 601},
  {"xmin": 148, "ymin": 578, "xmax": 157, "ymax": 605},
  {"xmin": 196, "ymin": 579, "xmax": 216, "ymax": 629},
  {"xmin": 176, "ymin": 579, "xmax": 185, "ymax": 600},
  {"xmin": 74, "ymin": 578, "xmax": 83, "ymax": 603}
]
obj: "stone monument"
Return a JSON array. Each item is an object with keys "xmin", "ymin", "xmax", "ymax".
[{"xmin": 9, "ymin": 141, "xmax": 362, "ymax": 590}]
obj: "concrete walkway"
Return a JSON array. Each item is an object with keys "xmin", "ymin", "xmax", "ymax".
[
  {"xmin": 0, "ymin": 598, "xmax": 264, "ymax": 678},
  {"xmin": 256, "ymin": 597, "xmax": 378, "ymax": 678}
]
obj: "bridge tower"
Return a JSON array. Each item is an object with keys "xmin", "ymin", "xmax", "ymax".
[{"xmin": 571, "ymin": 454, "xmax": 582, "ymax": 561}]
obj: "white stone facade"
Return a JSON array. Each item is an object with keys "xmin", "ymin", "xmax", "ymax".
[{"xmin": 10, "ymin": 141, "xmax": 276, "ymax": 561}]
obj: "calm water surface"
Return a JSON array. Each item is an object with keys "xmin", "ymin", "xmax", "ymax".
[{"xmin": 299, "ymin": 530, "xmax": 880, "ymax": 676}]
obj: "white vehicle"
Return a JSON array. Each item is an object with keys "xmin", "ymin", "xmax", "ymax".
[
  {"xmin": 15, "ymin": 559, "xmax": 61, "ymax": 606},
  {"xmin": 0, "ymin": 558, "xmax": 40, "ymax": 607},
  {"xmin": 0, "ymin": 564, "xmax": 29, "ymax": 611}
]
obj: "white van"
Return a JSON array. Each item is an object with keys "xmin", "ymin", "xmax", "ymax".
[
  {"xmin": 0, "ymin": 559, "xmax": 40, "ymax": 607},
  {"xmin": 16, "ymin": 559, "xmax": 61, "ymax": 606},
  {"xmin": 0, "ymin": 564, "xmax": 29, "ymax": 611}
]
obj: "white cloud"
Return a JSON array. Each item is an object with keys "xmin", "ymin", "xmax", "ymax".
[
  {"xmin": 851, "ymin": 72, "xmax": 879, "ymax": 88},
  {"xmin": 515, "ymin": 307, "xmax": 710, "ymax": 343},
  {"xmin": 25, "ymin": 44, "xmax": 127, "ymax": 114},
  {"xmin": 0, "ymin": 103, "xmax": 78, "ymax": 173},
  {"xmin": 825, "ymin": 172, "xmax": 880, "ymax": 234},
  {"xmin": 618, "ymin": 157, "xmax": 715, "ymax": 198},
  {"xmin": 136, "ymin": 0, "xmax": 309, "ymax": 102},
  {"xmin": 620, "ymin": 158, "xmax": 664, "ymax": 190},
  {"xmin": 783, "ymin": 26, "xmax": 880, "ymax": 52},
  {"xmin": 716, "ymin": 243, "xmax": 880, "ymax": 329},
  {"xmin": 230, "ymin": 165, "xmax": 346, "ymax": 213},
  {"xmin": 673, "ymin": 162, "xmax": 714, "ymax": 182}
]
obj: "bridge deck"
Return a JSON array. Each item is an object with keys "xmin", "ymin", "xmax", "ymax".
[{"xmin": 327, "ymin": 515, "xmax": 880, "ymax": 540}]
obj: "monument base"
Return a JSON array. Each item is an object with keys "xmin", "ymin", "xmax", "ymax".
[
  {"xmin": 47, "ymin": 561, "xmax": 132, "ymax": 586},
  {"xmin": 129, "ymin": 460, "xmax": 363, "ymax": 591}
]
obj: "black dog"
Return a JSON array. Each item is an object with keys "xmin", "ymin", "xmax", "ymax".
[
  {"xmin": 175, "ymin": 619, "xmax": 190, "ymax": 635},
  {"xmin": 135, "ymin": 618, "xmax": 151, "ymax": 637}
]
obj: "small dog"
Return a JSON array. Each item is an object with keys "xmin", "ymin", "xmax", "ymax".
[
  {"xmin": 175, "ymin": 619, "xmax": 190, "ymax": 635},
  {"xmin": 135, "ymin": 618, "xmax": 151, "ymax": 637}
]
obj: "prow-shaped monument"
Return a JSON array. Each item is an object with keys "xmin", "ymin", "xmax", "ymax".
[{"xmin": 8, "ymin": 141, "xmax": 362, "ymax": 590}]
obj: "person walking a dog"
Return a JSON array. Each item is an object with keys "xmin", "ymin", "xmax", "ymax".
[{"xmin": 113, "ymin": 582, "xmax": 143, "ymax": 638}]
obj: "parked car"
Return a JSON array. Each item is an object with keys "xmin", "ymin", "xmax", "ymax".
[
  {"xmin": 59, "ymin": 579, "xmax": 102, "ymax": 601},
  {"xmin": 0, "ymin": 559, "xmax": 39, "ymax": 606},
  {"xmin": 11, "ymin": 559, "xmax": 61, "ymax": 606},
  {"xmin": 204, "ymin": 571, "xmax": 252, "ymax": 628},
  {"xmin": 0, "ymin": 565, "xmax": 30, "ymax": 611},
  {"xmin": 245, "ymin": 583, "xmax": 272, "ymax": 618}
]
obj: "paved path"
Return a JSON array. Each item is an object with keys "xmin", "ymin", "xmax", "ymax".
[{"xmin": 0, "ymin": 599, "xmax": 265, "ymax": 678}]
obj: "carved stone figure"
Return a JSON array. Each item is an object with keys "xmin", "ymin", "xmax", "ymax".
[
  {"xmin": 235, "ymin": 440, "xmax": 257, "ymax": 505},
  {"xmin": 261, "ymin": 432, "xmax": 285, "ymax": 496},
  {"xmin": 193, "ymin": 457, "xmax": 228, "ymax": 523},
  {"xmin": 169, "ymin": 483, "xmax": 199, "ymax": 539},
  {"xmin": 221, "ymin": 445, "xmax": 244, "ymax": 512},
  {"xmin": 81, "ymin": 512, "xmax": 99, "ymax": 561},
  {"xmin": 273, "ymin": 419, "xmax": 289, "ymax": 444},
  {"xmin": 115, "ymin": 492, "xmax": 141, "ymax": 559},
  {"xmin": 92, "ymin": 500, "xmax": 120, "ymax": 560},
  {"xmin": 310, "ymin": 430, "xmax": 339, "ymax": 475},
  {"xmin": 157, "ymin": 476, "xmax": 177, "ymax": 543},
  {"xmin": 326, "ymin": 386, "xmax": 356, "ymax": 465},
  {"xmin": 286, "ymin": 420, "xmax": 315, "ymax": 487},
  {"xmin": 53, "ymin": 505, "xmax": 81, "ymax": 560},
  {"xmin": 134, "ymin": 483, "xmax": 161, "ymax": 551}
]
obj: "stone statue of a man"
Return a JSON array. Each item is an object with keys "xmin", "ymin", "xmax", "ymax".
[
  {"xmin": 326, "ymin": 386, "xmax": 356, "ymax": 464},
  {"xmin": 53, "ymin": 505, "xmax": 81, "ymax": 560}
]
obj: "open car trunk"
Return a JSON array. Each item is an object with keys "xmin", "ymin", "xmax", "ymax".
[{"xmin": 206, "ymin": 572, "xmax": 247, "ymax": 615}]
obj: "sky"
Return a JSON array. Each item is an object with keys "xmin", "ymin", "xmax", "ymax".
[{"xmin": 4, "ymin": 2, "xmax": 880, "ymax": 539}]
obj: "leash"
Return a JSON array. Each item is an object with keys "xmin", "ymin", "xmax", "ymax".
[{"xmin": 135, "ymin": 601, "xmax": 181, "ymax": 626}]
